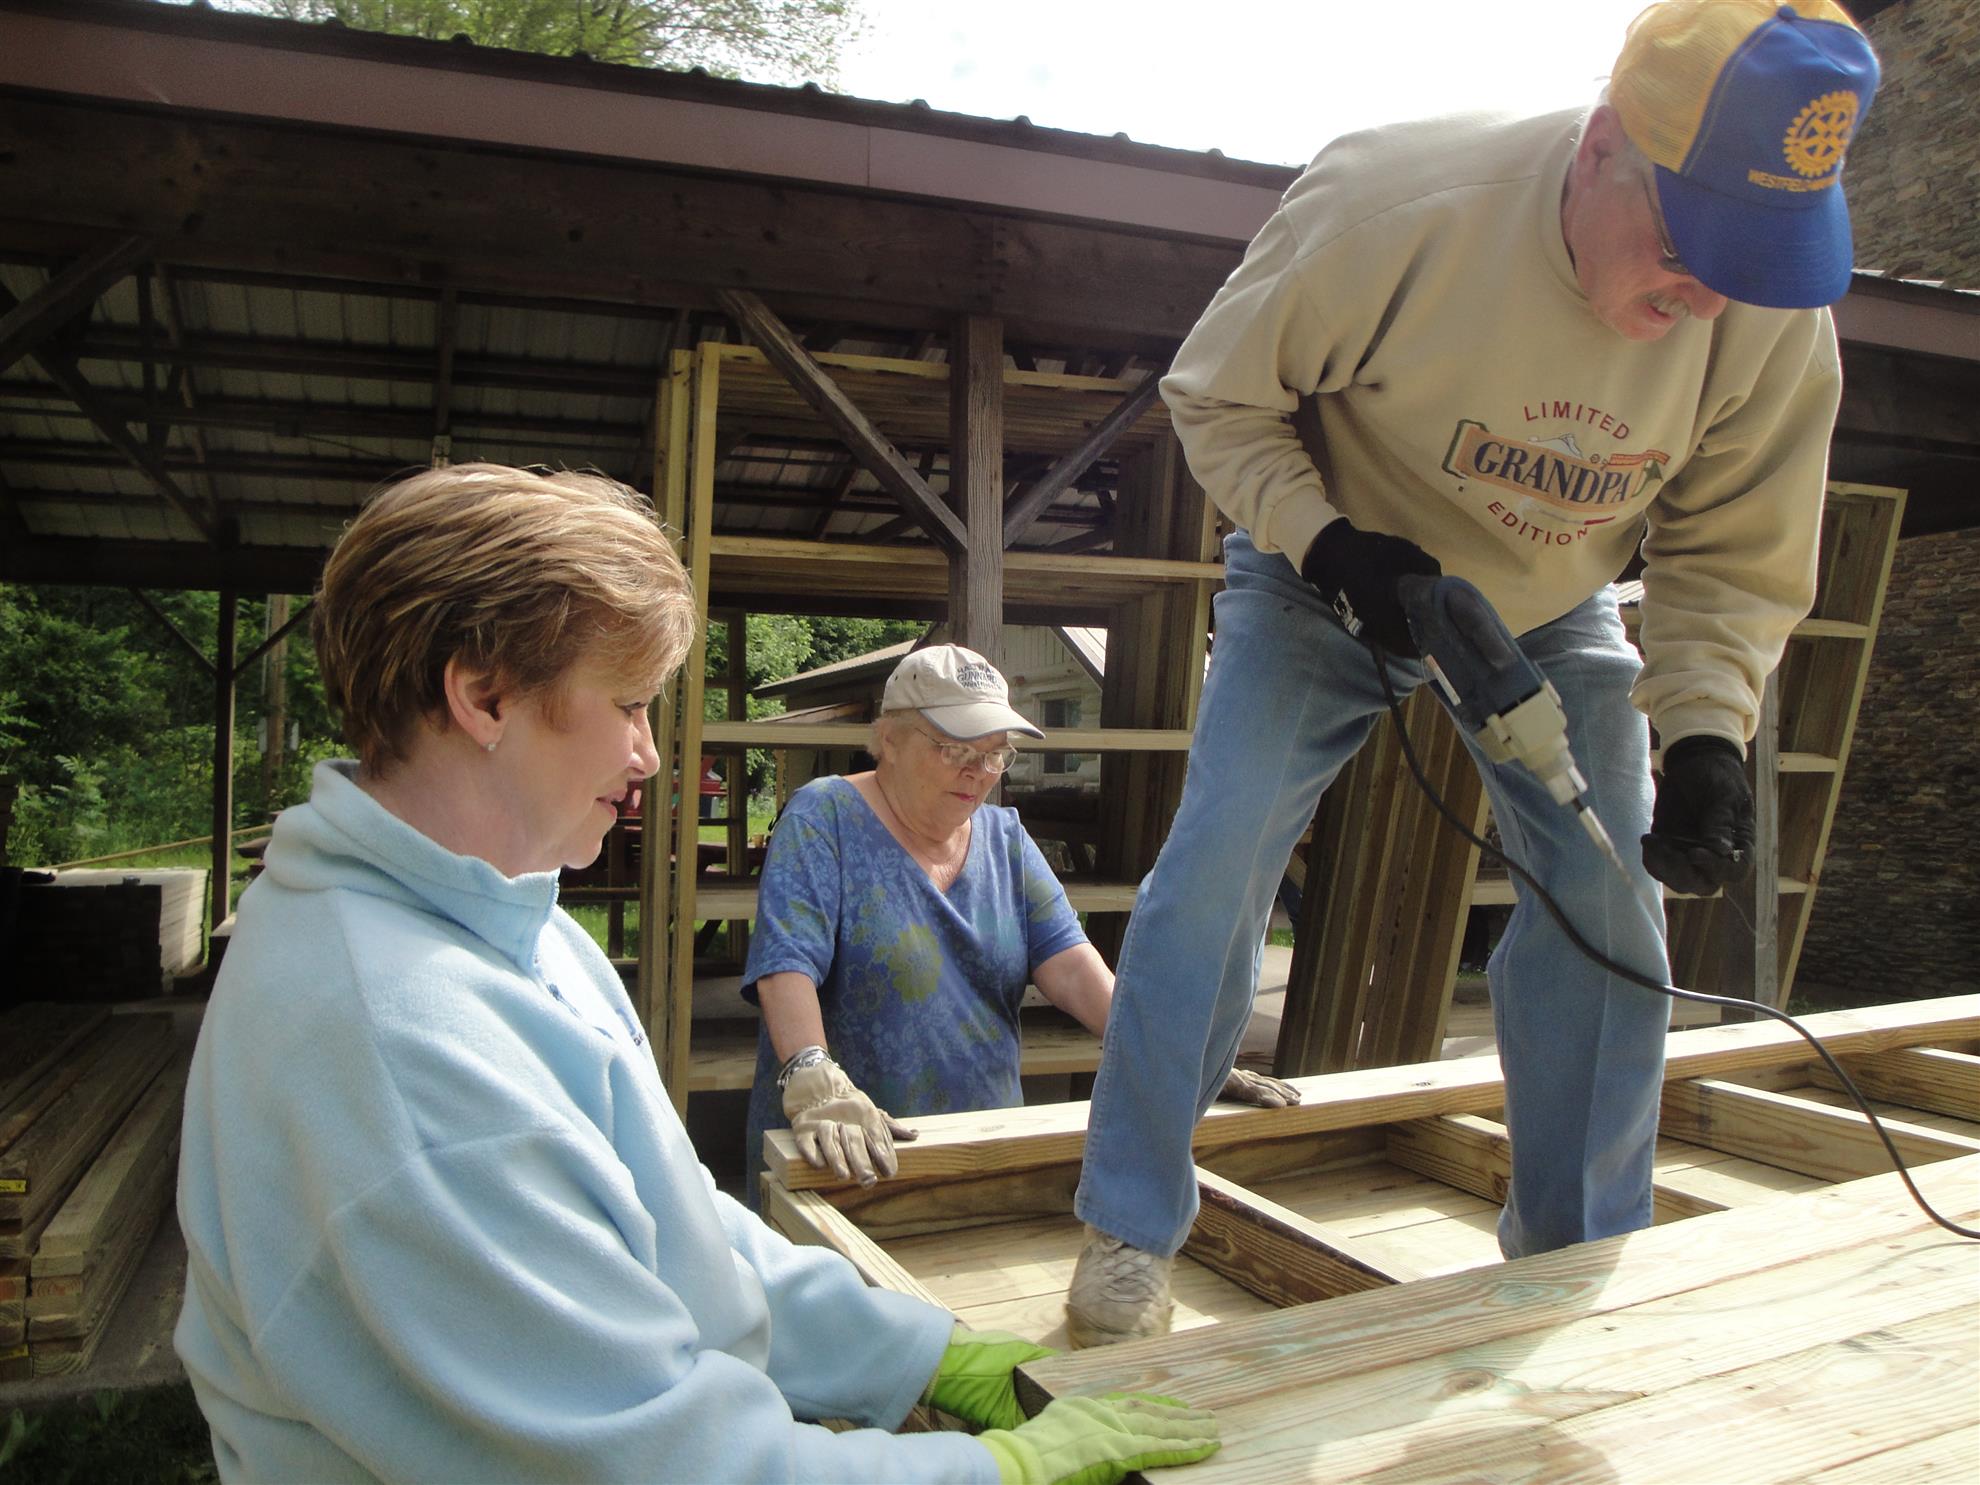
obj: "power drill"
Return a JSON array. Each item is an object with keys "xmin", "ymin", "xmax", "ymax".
[{"xmin": 1393, "ymin": 573, "xmax": 1648, "ymax": 907}]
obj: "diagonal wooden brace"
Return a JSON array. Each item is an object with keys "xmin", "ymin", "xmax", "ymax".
[{"xmin": 717, "ymin": 289, "xmax": 967, "ymax": 553}]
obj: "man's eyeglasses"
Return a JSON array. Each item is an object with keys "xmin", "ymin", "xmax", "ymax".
[
  {"xmin": 913, "ymin": 727, "xmax": 1019, "ymax": 775},
  {"xmin": 1642, "ymin": 177, "xmax": 1692, "ymax": 278}
]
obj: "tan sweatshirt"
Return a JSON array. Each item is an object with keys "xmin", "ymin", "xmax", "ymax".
[{"xmin": 1161, "ymin": 108, "xmax": 1842, "ymax": 748}]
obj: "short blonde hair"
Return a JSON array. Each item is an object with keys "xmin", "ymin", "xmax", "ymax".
[{"xmin": 313, "ymin": 463, "xmax": 697, "ymax": 773}]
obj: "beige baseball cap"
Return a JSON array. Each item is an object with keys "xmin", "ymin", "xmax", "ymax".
[{"xmin": 881, "ymin": 644, "xmax": 1044, "ymax": 740}]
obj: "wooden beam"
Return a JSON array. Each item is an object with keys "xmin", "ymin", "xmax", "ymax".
[
  {"xmin": 0, "ymin": 235, "xmax": 149, "ymax": 376},
  {"xmin": 127, "ymin": 589, "xmax": 215, "ymax": 678},
  {"xmin": 211, "ymin": 590, "xmax": 237, "ymax": 936},
  {"xmin": 948, "ymin": 313, "xmax": 1004, "ymax": 659},
  {"xmin": 807, "ymin": 459, "xmax": 860, "ymax": 541},
  {"xmin": 1660, "ymin": 1077, "xmax": 1980, "ymax": 1182},
  {"xmin": 2, "ymin": 97, "xmax": 1246, "ymax": 347},
  {"xmin": 1001, "ymin": 375, "xmax": 1161, "ymax": 547},
  {"xmin": 1186, "ymin": 1168, "xmax": 1416, "ymax": 1306},
  {"xmin": 0, "ymin": 285, "xmax": 220, "ymax": 544},
  {"xmin": 0, "ymin": 534, "xmax": 325, "ymax": 593},
  {"xmin": 716, "ymin": 290, "xmax": 968, "ymax": 552},
  {"xmin": 231, "ymin": 598, "xmax": 315, "ymax": 683},
  {"xmin": 763, "ymin": 995, "xmax": 1980, "ymax": 1190},
  {"xmin": 1810, "ymin": 1047, "xmax": 1980, "ymax": 1122},
  {"xmin": 1723, "ymin": 673, "xmax": 1781, "ymax": 1011}
]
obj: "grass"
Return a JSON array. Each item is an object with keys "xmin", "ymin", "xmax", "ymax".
[{"xmin": 1, "ymin": 1385, "xmax": 216, "ymax": 1485}]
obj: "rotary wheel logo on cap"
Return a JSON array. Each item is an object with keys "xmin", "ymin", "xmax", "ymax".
[{"xmin": 1783, "ymin": 90, "xmax": 1859, "ymax": 180}]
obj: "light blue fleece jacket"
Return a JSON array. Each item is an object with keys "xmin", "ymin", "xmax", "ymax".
[{"xmin": 176, "ymin": 761, "xmax": 995, "ymax": 1484}]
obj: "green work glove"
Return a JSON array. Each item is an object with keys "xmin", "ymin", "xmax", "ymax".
[
  {"xmin": 977, "ymin": 1392, "xmax": 1221, "ymax": 1485},
  {"xmin": 921, "ymin": 1324, "xmax": 1059, "ymax": 1432}
]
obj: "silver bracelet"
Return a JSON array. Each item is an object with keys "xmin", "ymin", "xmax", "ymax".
[{"xmin": 776, "ymin": 1044, "xmax": 831, "ymax": 1089}]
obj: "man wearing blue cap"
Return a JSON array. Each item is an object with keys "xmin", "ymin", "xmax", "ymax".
[{"xmin": 1068, "ymin": 0, "xmax": 1880, "ymax": 1347}]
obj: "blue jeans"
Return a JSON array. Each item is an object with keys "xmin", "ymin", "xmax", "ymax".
[{"xmin": 1075, "ymin": 532, "xmax": 1671, "ymax": 1260}]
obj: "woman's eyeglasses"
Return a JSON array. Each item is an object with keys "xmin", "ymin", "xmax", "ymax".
[{"xmin": 913, "ymin": 727, "xmax": 1019, "ymax": 775}]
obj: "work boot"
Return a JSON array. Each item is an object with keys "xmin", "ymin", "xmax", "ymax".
[{"xmin": 1065, "ymin": 1224, "xmax": 1174, "ymax": 1348}]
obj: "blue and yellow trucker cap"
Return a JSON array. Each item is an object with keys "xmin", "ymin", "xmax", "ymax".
[{"xmin": 1611, "ymin": 0, "xmax": 1879, "ymax": 309}]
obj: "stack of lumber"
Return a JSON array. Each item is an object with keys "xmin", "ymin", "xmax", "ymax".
[
  {"xmin": 0, "ymin": 1003, "xmax": 183, "ymax": 1380},
  {"xmin": 6, "ymin": 869, "xmax": 206, "ymax": 1005}
]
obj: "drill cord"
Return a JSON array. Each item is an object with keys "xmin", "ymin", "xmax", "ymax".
[{"xmin": 1365, "ymin": 639, "xmax": 1980, "ymax": 1242}]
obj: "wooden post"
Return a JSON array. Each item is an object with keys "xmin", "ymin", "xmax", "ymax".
[
  {"xmin": 210, "ymin": 590, "xmax": 236, "ymax": 935},
  {"xmin": 637, "ymin": 353, "xmax": 693, "ymax": 1053},
  {"xmin": 259, "ymin": 592, "xmax": 289, "ymax": 815},
  {"xmin": 1724, "ymin": 674, "xmax": 1782, "ymax": 1014},
  {"xmin": 948, "ymin": 314, "xmax": 1004, "ymax": 661},
  {"xmin": 723, "ymin": 606, "xmax": 750, "ymax": 968}
]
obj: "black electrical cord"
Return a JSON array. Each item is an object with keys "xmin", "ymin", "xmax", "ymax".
[{"xmin": 1364, "ymin": 637, "xmax": 1980, "ymax": 1242}]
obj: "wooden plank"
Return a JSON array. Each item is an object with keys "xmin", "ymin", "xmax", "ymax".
[
  {"xmin": 1801, "ymin": 1428, "xmax": 1980, "ymax": 1483},
  {"xmin": 1185, "ymin": 1168, "xmax": 1419, "ymax": 1304},
  {"xmin": 810, "ymin": 1161, "xmax": 1082, "ymax": 1245},
  {"xmin": 948, "ymin": 313, "xmax": 1003, "ymax": 658},
  {"xmin": 28, "ymin": 1204, "xmax": 167, "ymax": 1372},
  {"xmin": 634, "ymin": 352, "xmax": 693, "ymax": 1049},
  {"xmin": 0, "ymin": 1004, "xmax": 110, "ymax": 1120},
  {"xmin": 1809, "ymin": 1046, "xmax": 1980, "ymax": 1122},
  {"xmin": 686, "ymin": 1015, "xmax": 1101, "ymax": 1094},
  {"xmin": 1777, "ymin": 487, "xmax": 1905, "ymax": 1000},
  {"xmin": 0, "ymin": 1011, "xmax": 114, "ymax": 1163},
  {"xmin": 659, "ymin": 346, "xmax": 721, "ymax": 1114},
  {"xmin": 30, "ymin": 1049, "xmax": 188, "ymax": 1277},
  {"xmin": 0, "ymin": 1016, "xmax": 173, "ymax": 1231},
  {"xmin": 1164, "ymin": 1238, "xmax": 1978, "ymax": 1483},
  {"xmin": 718, "ymin": 290, "xmax": 966, "ymax": 552},
  {"xmin": 1015, "ymin": 1155, "xmax": 1980, "ymax": 1477},
  {"xmin": 1724, "ymin": 671, "xmax": 1782, "ymax": 1008},
  {"xmin": 758, "ymin": 1181, "xmax": 945, "ymax": 1309},
  {"xmin": 1660, "ymin": 1077, "xmax": 1980, "ymax": 1182},
  {"xmin": 692, "ymin": 875, "xmax": 1140, "ymax": 922},
  {"xmin": 26, "ymin": 1153, "xmax": 173, "ymax": 1335},
  {"xmin": 766, "ymin": 996, "xmax": 1980, "ymax": 1190},
  {"xmin": 706, "ymin": 719, "xmax": 1193, "ymax": 751},
  {"xmin": 1240, "ymin": 1154, "xmax": 1494, "ymax": 1238}
]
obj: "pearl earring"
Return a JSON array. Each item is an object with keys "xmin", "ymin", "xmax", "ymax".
[{"xmin": 485, "ymin": 741, "xmax": 497, "ymax": 753}]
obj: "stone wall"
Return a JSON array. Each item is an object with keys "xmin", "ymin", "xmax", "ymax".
[
  {"xmin": 1848, "ymin": 0, "xmax": 1980, "ymax": 287},
  {"xmin": 1797, "ymin": 527, "xmax": 1980, "ymax": 995}
]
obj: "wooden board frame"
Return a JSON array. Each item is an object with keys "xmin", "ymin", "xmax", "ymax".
[{"xmin": 760, "ymin": 996, "xmax": 1980, "ymax": 1480}]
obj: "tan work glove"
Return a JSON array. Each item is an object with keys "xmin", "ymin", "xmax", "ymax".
[
  {"xmin": 781, "ymin": 1058, "xmax": 917, "ymax": 1186},
  {"xmin": 1218, "ymin": 1066, "xmax": 1300, "ymax": 1108}
]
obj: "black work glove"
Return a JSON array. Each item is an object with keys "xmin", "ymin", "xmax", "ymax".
[
  {"xmin": 1299, "ymin": 519, "xmax": 1443, "ymax": 658},
  {"xmin": 1642, "ymin": 735, "xmax": 1755, "ymax": 895}
]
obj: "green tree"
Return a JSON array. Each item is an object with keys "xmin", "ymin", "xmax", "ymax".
[
  {"xmin": 0, "ymin": 585, "xmax": 337, "ymax": 866},
  {"xmin": 702, "ymin": 612, "xmax": 923, "ymax": 796},
  {"xmin": 218, "ymin": 0, "xmax": 866, "ymax": 84}
]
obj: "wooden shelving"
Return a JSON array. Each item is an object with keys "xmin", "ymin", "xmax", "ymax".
[
  {"xmin": 643, "ymin": 339, "xmax": 1219, "ymax": 1114},
  {"xmin": 701, "ymin": 720, "xmax": 1194, "ymax": 751}
]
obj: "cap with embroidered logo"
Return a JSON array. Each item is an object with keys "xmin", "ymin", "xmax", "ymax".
[
  {"xmin": 881, "ymin": 643, "xmax": 1044, "ymax": 740},
  {"xmin": 1611, "ymin": 0, "xmax": 1880, "ymax": 310}
]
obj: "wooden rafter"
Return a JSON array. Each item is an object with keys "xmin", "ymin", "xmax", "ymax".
[
  {"xmin": 231, "ymin": 598, "xmax": 315, "ymax": 684},
  {"xmin": 716, "ymin": 290, "xmax": 967, "ymax": 554},
  {"xmin": 1001, "ymin": 375, "xmax": 1161, "ymax": 547},
  {"xmin": 0, "ymin": 235, "xmax": 149, "ymax": 377}
]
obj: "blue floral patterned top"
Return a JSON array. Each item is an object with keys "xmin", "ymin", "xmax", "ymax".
[{"xmin": 741, "ymin": 775, "xmax": 1087, "ymax": 1202}]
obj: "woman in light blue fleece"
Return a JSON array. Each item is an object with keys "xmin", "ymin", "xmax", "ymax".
[{"xmin": 174, "ymin": 463, "xmax": 1217, "ymax": 1485}]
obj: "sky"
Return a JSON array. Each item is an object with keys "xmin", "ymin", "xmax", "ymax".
[{"xmin": 838, "ymin": 0, "xmax": 1661, "ymax": 166}]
